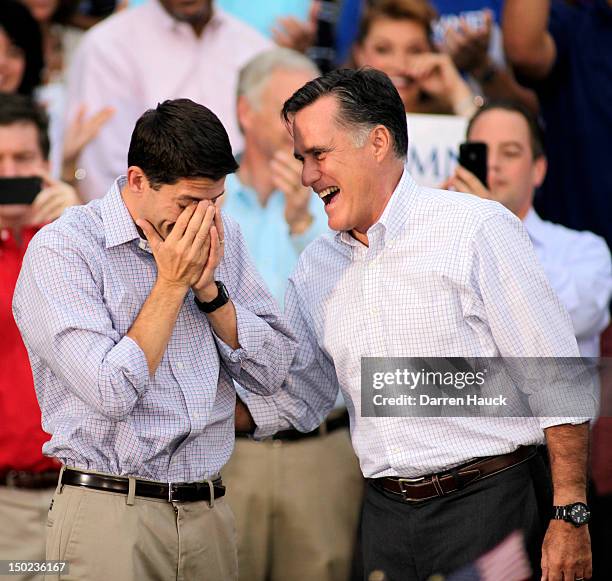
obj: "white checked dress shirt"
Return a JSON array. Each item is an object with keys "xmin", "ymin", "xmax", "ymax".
[
  {"xmin": 244, "ymin": 168, "xmax": 595, "ymax": 479},
  {"xmin": 13, "ymin": 178, "xmax": 296, "ymax": 483},
  {"xmin": 523, "ymin": 209, "xmax": 612, "ymax": 357}
]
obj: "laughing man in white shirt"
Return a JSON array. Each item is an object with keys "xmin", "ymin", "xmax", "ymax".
[{"xmin": 234, "ymin": 69, "xmax": 596, "ymax": 581}]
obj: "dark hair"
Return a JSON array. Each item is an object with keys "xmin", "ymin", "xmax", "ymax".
[
  {"xmin": 0, "ymin": 0, "xmax": 44, "ymax": 96},
  {"xmin": 282, "ymin": 68, "xmax": 408, "ymax": 158},
  {"xmin": 467, "ymin": 101, "xmax": 546, "ymax": 159},
  {"xmin": 0, "ymin": 92, "xmax": 50, "ymax": 159},
  {"xmin": 356, "ymin": 0, "xmax": 437, "ymax": 48},
  {"xmin": 127, "ymin": 99, "xmax": 239, "ymax": 188}
]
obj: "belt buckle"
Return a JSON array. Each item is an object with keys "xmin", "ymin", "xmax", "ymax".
[
  {"xmin": 168, "ymin": 482, "xmax": 174, "ymax": 502},
  {"xmin": 397, "ymin": 476, "xmax": 426, "ymax": 496}
]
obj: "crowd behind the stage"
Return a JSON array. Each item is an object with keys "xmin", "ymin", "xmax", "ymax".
[{"xmin": 1, "ymin": 0, "xmax": 611, "ymax": 580}]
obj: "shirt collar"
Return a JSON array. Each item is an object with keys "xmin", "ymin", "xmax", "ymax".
[
  {"xmin": 522, "ymin": 207, "xmax": 546, "ymax": 246},
  {"xmin": 335, "ymin": 164, "xmax": 419, "ymax": 248},
  {"xmin": 100, "ymin": 176, "xmax": 141, "ymax": 249}
]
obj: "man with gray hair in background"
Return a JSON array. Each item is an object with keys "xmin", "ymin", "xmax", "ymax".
[{"xmin": 222, "ymin": 48, "xmax": 363, "ymax": 581}]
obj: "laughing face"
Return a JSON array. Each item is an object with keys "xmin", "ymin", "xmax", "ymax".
[{"xmin": 291, "ymin": 96, "xmax": 385, "ymax": 237}]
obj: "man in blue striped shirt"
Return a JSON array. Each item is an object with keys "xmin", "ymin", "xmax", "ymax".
[{"xmin": 13, "ymin": 98, "xmax": 296, "ymax": 581}]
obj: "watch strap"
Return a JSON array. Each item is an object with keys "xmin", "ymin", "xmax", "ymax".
[{"xmin": 194, "ymin": 281, "xmax": 229, "ymax": 313}]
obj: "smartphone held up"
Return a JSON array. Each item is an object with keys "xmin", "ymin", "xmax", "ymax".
[{"xmin": 0, "ymin": 176, "xmax": 42, "ymax": 205}]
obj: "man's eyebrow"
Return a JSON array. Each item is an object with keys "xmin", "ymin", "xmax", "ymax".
[
  {"xmin": 178, "ymin": 191, "xmax": 225, "ymax": 203},
  {"xmin": 177, "ymin": 195, "xmax": 200, "ymax": 204},
  {"xmin": 211, "ymin": 191, "xmax": 225, "ymax": 202},
  {"xmin": 295, "ymin": 145, "xmax": 333, "ymax": 159},
  {"xmin": 499, "ymin": 141, "xmax": 524, "ymax": 149}
]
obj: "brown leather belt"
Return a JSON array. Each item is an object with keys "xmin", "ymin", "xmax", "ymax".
[
  {"xmin": 1, "ymin": 470, "xmax": 60, "ymax": 489},
  {"xmin": 373, "ymin": 446, "xmax": 537, "ymax": 503},
  {"xmin": 236, "ymin": 410, "xmax": 350, "ymax": 442},
  {"xmin": 61, "ymin": 469, "xmax": 225, "ymax": 503}
]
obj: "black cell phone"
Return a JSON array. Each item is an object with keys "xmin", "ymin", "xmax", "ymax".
[
  {"xmin": 459, "ymin": 142, "xmax": 488, "ymax": 187},
  {"xmin": 0, "ymin": 176, "xmax": 42, "ymax": 205}
]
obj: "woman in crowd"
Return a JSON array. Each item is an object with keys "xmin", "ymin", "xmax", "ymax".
[
  {"xmin": 0, "ymin": 0, "xmax": 44, "ymax": 96},
  {"xmin": 19, "ymin": 0, "xmax": 82, "ymax": 85},
  {"xmin": 353, "ymin": 0, "xmax": 477, "ymax": 115},
  {"xmin": 352, "ymin": 0, "xmax": 536, "ymax": 116}
]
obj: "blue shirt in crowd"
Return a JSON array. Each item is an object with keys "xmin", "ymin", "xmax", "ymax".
[{"xmin": 222, "ymin": 172, "xmax": 330, "ymax": 306}]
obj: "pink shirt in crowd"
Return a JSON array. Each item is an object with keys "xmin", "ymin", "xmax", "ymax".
[{"xmin": 66, "ymin": 0, "xmax": 271, "ymax": 200}]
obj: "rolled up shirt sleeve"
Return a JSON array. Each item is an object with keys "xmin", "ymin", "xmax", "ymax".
[
  {"xmin": 213, "ymin": 214, "xmax": 298, "ymax": 396},
  {"xmin": 13, "ymin": 230, "xmax": 149, "ymax": 421},
  {"xmin": 472, "ymin": 211, "xmax": 598, "ymax": 427}
]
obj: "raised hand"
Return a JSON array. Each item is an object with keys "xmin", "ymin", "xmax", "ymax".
[
  {"xmin": 405, "ymin": 52, "xmax": 474, "ymax": 114},
  {"xmin": 137, "ymin": 201, "xmax": 215, "ymax": 290},
  {"xmin": 271, "ymin": 149, "xmax": 313, "ymax": 235},
  {"xmin": 29, "ymin": 171, "xmax": 80, "ymax": 225}
]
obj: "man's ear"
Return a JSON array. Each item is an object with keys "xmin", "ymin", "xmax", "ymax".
[
  {"xmin": 237, "ymin": 95, "xmax": 254, "ymax": 134},
  {"xmin": 532, "ymin": 155, "xmax": 547, "ymax": 189},
  {"xmin": 370, "ymin": 125, "xmax": 393, "ymax": 162},
  {"xmin": 126, "ymin": 166, "xmax": 148, "ymax": 195}
]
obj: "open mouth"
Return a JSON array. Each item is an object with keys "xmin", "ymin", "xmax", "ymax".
[{"xmin": 318, "ymin": 186, "xmax": 340, "ymax": 206}]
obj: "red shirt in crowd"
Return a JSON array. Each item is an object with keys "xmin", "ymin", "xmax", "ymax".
[{"xmin": 0, "ymin": 226, "xmax": 59, "ymax": 473}]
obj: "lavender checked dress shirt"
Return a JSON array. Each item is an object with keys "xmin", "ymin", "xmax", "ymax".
[{"xmin": 12, "ymin": 177, "xmax": 296, "ymax": 483}]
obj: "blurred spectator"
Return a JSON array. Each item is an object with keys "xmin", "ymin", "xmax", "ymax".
[
  {"xmin": 337, "ymin": 0, "xmax": 537, "ymax": 111},
  {"xmin": 19, "ymin": 0, "xmax": 83, "ymax": 85},
  {"xmin": 432, "ymin": 0, "xmax": 504, "ymax": 68},
  {"xmin": 0, "ymin": 92, "xmax": 79, "ymax": 581},
  {"xmin": 0, "ymin": 0, "xmax": 44, "ymax": 96},
  {"xmin": 432, "ymin": 0, "xmax": 538, "ymax": 111},
  {"xmin": 18, "ymin": 0, "xmax": 114, "ymax": 185},
  {"xmin": 352, "ymin": 0, "xmax": 478, "ymax": 115},
  {"xmin": 503, "ymin": 0, "xmax": 612, "ymax": 251},
  {"xmin": 445, "ymin": 101, "xmax": 612, "ymax": 357},
  {"xmin": 1, "ymin": 0, "xmax": 111, "ymax": 186},
  {"xmin": 66, "ymin": 0, "xmax": 272, "ymax": 200},
  {"xmin": 221, "ymin": 48, "xmax": 362, "ymax": 581}
]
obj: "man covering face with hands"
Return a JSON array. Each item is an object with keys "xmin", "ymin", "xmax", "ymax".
[{"xmin": 12, "ymin": 98, "xmax": 296, "ymax": 581}]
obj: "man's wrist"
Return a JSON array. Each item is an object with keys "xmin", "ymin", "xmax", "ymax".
[
  {"xmin": 155, "ymin": 277, "xmax": 190, "ymax": 298},
  {"xmin": 553, "ymin": 491, "xmax": 587, "ymax": 505},
  {"xmin": 194, "ymin": 282, "xmax": 218, "ymax": 303}
]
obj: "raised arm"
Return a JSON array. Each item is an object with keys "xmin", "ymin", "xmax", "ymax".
[{"xmin": 502, "ymin": 0, "xmax": 556, "ymax": 79}]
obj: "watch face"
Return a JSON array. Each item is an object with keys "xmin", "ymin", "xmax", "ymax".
[{"xmin": 569, "ymin": 503, "xmax": 591, "ymax": 525}]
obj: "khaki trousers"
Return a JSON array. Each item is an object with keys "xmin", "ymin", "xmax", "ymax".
[
  {"xmin": 0, "ymin": 486, "xmax": 53, "ymax": 581},
  {"xmin": 222, "ymin": 428, "xmax": 363, "ymax": 581},
  {"xmin": 45, "ymin": 476, "xmax": 237, "ymax": 581}
]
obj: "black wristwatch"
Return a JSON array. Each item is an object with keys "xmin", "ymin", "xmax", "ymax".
[
  {"xmin": 552, "ymin": 502, "xmax": 591, "ymax": 527},
  {"xmin": 194, "ymin": 281, "xmax": 230, "ymax": 314}
]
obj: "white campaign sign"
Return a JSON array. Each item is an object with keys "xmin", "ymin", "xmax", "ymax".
[{"xmin": 405, "ymin": 113, "xmax": 468, "ymax": 188}]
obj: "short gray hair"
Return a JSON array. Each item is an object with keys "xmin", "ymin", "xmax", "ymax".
[{"xmin": 237, "ymin": 48, "xmax": 320, "ymax": 109}]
